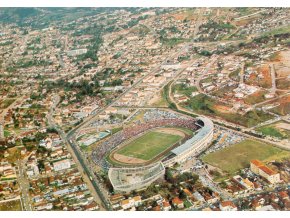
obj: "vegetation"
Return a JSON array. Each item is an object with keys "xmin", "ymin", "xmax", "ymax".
[
  {"xmin": 111, "ymin": 127, "xmax": 123, "ymax": 134},
  {"xmin": 45, "ymin": 79, "xmax": 100, "ymax": 102},
  {"xmin": 163, "ymin": 82, "xmax": 177, "ymax": 110},
  {"xmin": 173, "ymin": 83, "xmax": 197, "ymax": 97},
  {"xmin": 165, "ymin": 168, "xmax": 199, "ymax": 184},
  {"xmin": 202, "ymin": 139, "xmax": 290, "ymax": 176},
  {"xmin": 0, "ymin": 98, "xmax": 15, "ymax": 109},
  {"xmin": 229, "ymin": 68, "xmax": 240, "ymax": 81},
  {"xmin": 184, "ymin": 94, "xmax": 273, "ymax": 127},
  {"xmin": 0, "ymin": 200, "xmax": 22, "ymax": 211},
  {"xmin": 243, "ymin": 91, "xmax": 267, "ymax": 105},
  {"xmin": 160, "ymin": 37, "xmax": 188, "ymax": 48},
  {"xmin": 256, "ymin": 122, "xmax": 290, "ymax": 139}
]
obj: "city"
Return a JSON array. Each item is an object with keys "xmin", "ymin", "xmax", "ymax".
[{"xmin": 0, "ymin": 7, "xmax": 289, "ymax": 212}]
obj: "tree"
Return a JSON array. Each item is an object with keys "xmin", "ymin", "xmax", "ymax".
[
  {"xmin": 165, "ymin": 168, "xmax": 175, "ymax": 183},
  {"xmin": 179, "ymin": 190, "xmax": 187, "ymax": 200}
]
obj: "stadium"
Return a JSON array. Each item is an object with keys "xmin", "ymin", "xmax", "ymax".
[{"xmin": 91, "ymin": 109, "xmax": 214, "ymax": 193}]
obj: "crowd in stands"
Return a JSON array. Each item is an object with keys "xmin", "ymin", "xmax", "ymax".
[{"xmin": 143, "ymin": 109, "xmax": 180, "ymax": 121}]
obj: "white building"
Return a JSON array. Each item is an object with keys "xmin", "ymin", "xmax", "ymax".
[{"xmin": 53, "ymin": 159, "xmax": 71, "ymax": 172}]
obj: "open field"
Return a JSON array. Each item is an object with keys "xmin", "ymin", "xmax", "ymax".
[
  {"xmin": 244, "ymin": 90, "xmax": 267, "ymax": 105},
  {"xmin": 147, "ymin": 90, "xmax": 169, "ymax": 107},
  {"xmin": 262, "ymin": 24, "xmax": 290, "ymax": 36},
  {"xmin": 184, "ymin": 94, "xmax": 274, "ymax": 127},
  {"xmin": 127, "ymin": 110, "xmax": 146, "ymax": 124},
  {"xmin": 256, "ymin": 121, "xmax": 290, "ymax": 139},
  {"xmin": 0, "ymin": 199, "xmax": 22, "ymax": 211},
  {"xmin": 171, "ymin": 8, "xmax": 197, "ymax": 21},
  {"xmin": 246, "ymin": 65, "xmax": 272, "ymax": 89},
  {"xmin": 276, "ymin": 78, "xmax": 290, "ymax": 90},
  {"xmin": 269, "ymin": 95, "xmax": 290, "ymax": 116},
  {"xmin": 173, "ymin": 84, "xmax": 198, "ymax": 98},
  {"xmin": 115, "ymin": 129, "xmax": 183, "ymax": 161},
  {"xmin": 202, "ymin": 139, "xmax": 290, "ymax": 176}
]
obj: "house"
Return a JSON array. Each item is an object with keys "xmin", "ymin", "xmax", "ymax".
[
  {"xmin": 232, "ymin": 175, "xmax": 254, "ymax": 190},
  {"xmin": 183, "ymin": 189, "xmax": 192, "ymax": 198},
  {"xmin": 256, "ymin": 205, "xmax": 276, "ymax": 211},
  {"xmin": 120, "ymin": 199, "xmax": 134, "ymax": 210},
  {"xmin": 53, "ymin": 159, "xmax": 71, "ymax": 172},
  {"xmin": 279, "ymin": 191, "xmax": 289, "ymax": 200},
  {"xmin": 152, "ymin": 205, "xmax": 161, "ymax": 211},
  {"xmin": 251, "ymin": 199, "xmax": 262, "ymax": 210},
  {"xmin": 162, "ymin": 200, "xmax": 171, "ymax": 211},
  {"xmin": 99, "ymin": 112, "xmax": 109, "ymax": 120},
  {"xmin": 105, "ymin": 107, "xmax": 118, "ymax": 115},
  {"xmin": 110, "ymin": 194, "xmax": 125, "ymax": 204},
  {"xmin": 120, "ymin": 195, "xmax": 142, "ymax": 210},
  {"xmin": 250, "ymin": 160, "xmax": 280, "ymax": 184},
  {"xmin": 84, "ymin": 201, "xmax": 99, "ymax": 211},
  {"xmin": 172, "ymin": 197, "xmax": 184, "ymax": 209},
  {"xmin": 219, "ymin": 201, "xmax": 238, "ymax": 211},
  {"xmin": 133, "ymin": 196, "xmax": 142, "ymax": 207}
]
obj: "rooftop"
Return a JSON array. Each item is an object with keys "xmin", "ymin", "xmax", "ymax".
[
  {"xmin": 171, "ymin": 116, "xmax": 213, "ymax": 155},
  {"xmin": 251, "ymin": 159, "xmax": 264, "ymax": 167}
]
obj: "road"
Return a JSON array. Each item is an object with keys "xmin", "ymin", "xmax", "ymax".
[
  {"xmin": 269, "ymin": 63, "xmax": 277, "ymax": 94},
  {"xmin": 167, "ymin": 70, "xmax": 290, "ymax": 151},
  {"xmin": 66, "ymin": 7, "xmax": 207, "ymax": 135},
  {"xmin": 240, "ymin": 62, "xmax": 245, "ymax": 85},
  {"xmin": 47, "ymin": 94, "xmax": 111, "ymax": 210},
  {"xmin": 233, "ymin": 9, "xmax": 268, "ymax": 21},
  {"xmin": 59, "ymin": 8, "xmax": 290, "ymax": 211},
  {"xmin": 60, "ymin": 8, "xmax": 208, "ymax": 210},
  {"xmin": 16, "ymin": 159, "xmax": 33, "ymax": 211}
]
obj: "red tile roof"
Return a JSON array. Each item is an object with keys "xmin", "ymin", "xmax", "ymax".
[
  {"xmin": 251, "ymin": 160, "xmax": 263, "ymax": 167},
  {"xmin": 172, "ymin": 197, "xmax": 183, "ymax": 205},
  {"xmin": 220, "ymin": 201, "xmax": 237, "ymax": 208},
  {"xmin": 259, "ymin": 165, "xmax": 276, "ymax": 176},
  {"xmin": 279, "ymin": 191, "xmax": 289, "ymax": 199}
]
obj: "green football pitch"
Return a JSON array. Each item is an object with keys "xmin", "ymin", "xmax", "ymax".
[{"xmin": 116, "ymin": 130, "xmax": 183, "ymax": 161}]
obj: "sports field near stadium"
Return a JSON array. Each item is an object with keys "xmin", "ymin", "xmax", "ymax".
[
  {"xmin": 202, "ymin": 139, "xmax": 290, "ymax": 175},
  {"xmin": 115, "ymin": 129, "xmax": 183, "ymax": 161}
]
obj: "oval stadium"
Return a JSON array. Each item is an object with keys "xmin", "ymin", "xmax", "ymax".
[{"xmin": 90, "ymin": 109, "xmax": 214, "ymax": 193}]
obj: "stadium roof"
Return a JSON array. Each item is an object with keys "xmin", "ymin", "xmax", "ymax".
[{"xmin": 171, "ymin": 116, "xmax": 213, "ymax": 156}]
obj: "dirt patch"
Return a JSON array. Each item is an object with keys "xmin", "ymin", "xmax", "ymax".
[
  {"xmin": 171, "ymin": 11, "xmax": 197, "ymax": 21},
  {"xmin": 269, "ymin": 95, "xmax": 290, "ymax": 115},
  {"xmin": 257, "ymin": 65, "xmax": 272, "ymax": 88},
  {"xmin": 113, "ymin": 153, "xmax": 146, "ymax": 164},
  {"xmin": 275, "ymin": 122, "xmax": 290, "ymax": 131},
  {"xmin": 246, "ymin": 65, "xmax": 271, "ymax": 88},
  {"xmin": 272, "ymin": 50, "xmax": 290, "ymax": 78},
  {"xmin": 276, "ymin": 78, "xmax": 290, "ymax": 90},
  {"xmin": 214, "ymin": 105, "xmax": 232, "ymax": 114}
]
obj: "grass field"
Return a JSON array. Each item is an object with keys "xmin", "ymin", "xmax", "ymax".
[
  {"xmin": 173, "ymin": 84, "xmax": 198, "ymax": 98},
  {"xmin": 202, "ymin": 139, "xmax": 290, "ymax": 176},
  {"xmin": 116, "ymin": 130, "xmax": 183, "ymax": 161},
  {"xmin": 4, "ymin": 129, "xmax": 11, "ymax": 137},
  {"xmin": 0, "ymin": 199, "xmax": 22, "ymax": 211},
  {"xmin": 256, "ymin": 121, "xmax": 290, "ymax": 140}
]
